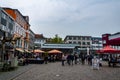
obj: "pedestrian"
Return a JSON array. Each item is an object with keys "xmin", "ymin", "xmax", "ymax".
[
  {"xmin": 67, "ymin": 54, "xmax": 71, "ymax": 65},
  {"xmin": 74, "ymin": 53, "xmax": 78, "ymax": 64},
  {"xmin": 44, "ymin": 56, "xmax": 48, "ymax": 64},
  {"xmin": 92, "ymin": 56, "xmax": 100, "ymax": 70},
  {"xmin": 70, "ymin": 54, "xmax": 74, "ymax": 65},
  {"xmin": 81, "ymin": 54, "xmax": 85, "ymax": 65},
  {"xmin": 87, "ymin": 54, "xmax": 93, "ymax": 65},
  {"xmin": 61, "ymin": 54, "xmax": 66, "ymax": 66}
]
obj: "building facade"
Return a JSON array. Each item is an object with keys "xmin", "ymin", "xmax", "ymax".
[
  {"xmin": 0, "ymin": 7, "xmax": 15, "ymax": 65},
  {"xmin": 34, "ymin": 34, "xmax": 46, "ymax": 49},
  {"xmin": 29, "ymin": 29, "xmax": 35, "ymax": 52},
  {"xmin": 64, "ymin": 35, "xmax": 102, "ymax": 54},
  {"xmin": 91, "ymin": 37, "xmax": 102, "ymax": 50},
  {"xmin": 91, "ymin": 37, "xmax": 103, "ymax": 54},
  {"xmin": 102, "ymin": 32, "xmax": 120, "ymax": 49},
  {"xmin": 64, "ymin": 35, "xmax": 92, "ymax": 48},
  {"xmin": 3, "ymin": 8, "xmax": 30, "ymax": 53}
]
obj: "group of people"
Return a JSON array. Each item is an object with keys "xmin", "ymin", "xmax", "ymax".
[
  {"xmin": 18, "ymin": 56, "xmax": 29, "ymax": 66},
  {"xmin": 61, "ymin": 53, "xmax": 101, "ymax": 70}
]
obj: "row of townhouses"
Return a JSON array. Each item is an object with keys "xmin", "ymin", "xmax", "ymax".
[{"xmin": 0, "ymin": 7, "xmax": 37, "ymax": 67}]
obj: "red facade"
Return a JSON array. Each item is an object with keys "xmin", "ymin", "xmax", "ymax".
[{"xmin": 102, "ymin": 33, "xmax": 120, "ymax": 46}]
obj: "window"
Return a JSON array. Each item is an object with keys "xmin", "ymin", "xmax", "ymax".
[
  {"xmin": 73, "ymin": 41, "xmax": 76, "ymax": 44},
  {"xmin": 78, "ymin": 41, "xmax": 81, "ymax": 45},
  {"xmin": 2, "ymin": 12, "xmax": 7, "ymax": 19},
  {"xmin": 9, "ymin": 23, "xmax": 13, "ymax": 30},
  {"xmin": 69, "ymin": 37, "xmax": 72, "ymax": 40},
  {"xmin": 1, "ymin": 17, "xmax": 7, "ymax": 26},
  {"xmin": 73, "ymin": 37, "xmax": 76, "ymax": 40},
  {"xmin": 82, "ymin": 42, "xmax": 85, "ymax": 45},
  {"xmin": 87, "ymin": 37, "xmax": 90, "ymax": 40},
  {"xmin": 82, "ymin": 37, "xmax": 85, "ymax": 40},
  {"xmin": 78, "ymin": 37, "xmax": 81, "ymax": 40},
  {"xmin": 87, "ymin": 42, "xmax": 90, "ymax": 45},
  {"xmin": 69, "ymin": 41, "xmax": 72, "ymax": 43}
]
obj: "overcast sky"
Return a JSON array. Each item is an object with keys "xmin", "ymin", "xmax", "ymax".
[{"xmin": 1, "ymin": 0, "xmax": 120, "ymax": 38}]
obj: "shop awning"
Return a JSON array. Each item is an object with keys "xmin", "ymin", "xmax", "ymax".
[
  {"xmin": 25, "ymin": 49, "xmax": 31, "ymax": 53},
  {"xmin": 32, "ymin": 49, "xmax": 45, "ymax": 53},
  {"xmin": 16, "ymin": 48, "xmax": 24, "ymax": 53}
]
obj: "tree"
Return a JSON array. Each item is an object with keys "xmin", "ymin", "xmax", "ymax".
[{"xmin": 51, "ymin": 34, "xmax": 63, "ymax": 43}]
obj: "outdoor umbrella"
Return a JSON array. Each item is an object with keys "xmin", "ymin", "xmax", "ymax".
[
  {"xmin": 48, "ymin": 49, "xmax": 62, "ymax": 54},
  {"xmin": 32, "ymin": 49, "xmax": 45, "ymax": 53},
  {"xmin": 97, "ymin": 45, "xmax": 120, "ymax": 54}
]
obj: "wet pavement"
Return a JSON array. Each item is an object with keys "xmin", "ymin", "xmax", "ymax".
[{"xmin": 0, "ymin": 61, "xmax": 120, "ymax": 80}]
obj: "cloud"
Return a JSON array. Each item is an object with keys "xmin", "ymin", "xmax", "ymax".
[{"xmin": 0, "ymin": 0, "xmax": 120, "ymax": 38}]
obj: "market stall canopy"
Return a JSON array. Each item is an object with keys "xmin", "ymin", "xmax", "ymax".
[
  {"xmin": 48, "ymin": 49, "xmax": 62, "ymax": 54},
  {"xmin": 32, "ymin": 49, "xmax": 45, "ymax": 53},
  {"xmin": 97, "ymin": 46, "xmax": 120, "ymax": 54}
]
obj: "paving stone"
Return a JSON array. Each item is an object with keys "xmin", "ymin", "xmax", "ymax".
[{"xmin": 7, "ymin": 62, "xmax": 120, "ymax": 80}]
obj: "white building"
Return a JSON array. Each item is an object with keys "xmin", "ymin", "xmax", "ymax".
[
  {"xmin": 34, "ymin": 34, "xmax": 46, "ymax": 49},
  {"xmin": 64, "ymin": 35, "xmax": 102, "ymax": 54},
  {"xmin": 64, "ymin": 35, "xmax": 92, "ymax": 48},
  {"xmin": 91, "ymin": 37, "xmax": 103, "ymax": 50}
]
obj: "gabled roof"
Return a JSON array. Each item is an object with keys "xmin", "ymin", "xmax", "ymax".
[{"xmin": 35, "ymin": 34, "xmax": 46, "ymax": 39}]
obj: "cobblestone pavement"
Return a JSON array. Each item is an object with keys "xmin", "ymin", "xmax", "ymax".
[
  {"xmin": 0, "ymin": 64, "xmax": 36, "ymax": 80},
  {"xmin": 10, "ymin": 62, "xmax": 120, "ymax": 80}
]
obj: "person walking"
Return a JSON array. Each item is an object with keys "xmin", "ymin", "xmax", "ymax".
[
  {"xmin": 44, "ymin": 56, "xmax": 48, "ymax": 64},
  {"xmin": 67, "ymin": 54, "xmax": 71, "ymax": 65},
  {"xmin": 70, "ymin": 54, "xmax": 74, "ymax": 65},
  {"xmin": 61, "ymin": 54, "xmax": 66, "ymax": 66},
  {"xmin": 87, "ymin": 54, "xmax": 93, "ymax": 65},
  {"xmin": 74, "ymin": 53, "xmax": 78, "ymax": 64},
  {"xmin": 81, "ymin": 54, "xmax": 85, "ymax": 65}
]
